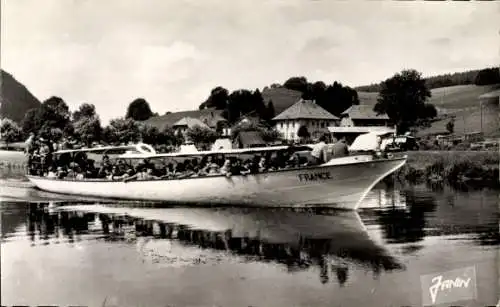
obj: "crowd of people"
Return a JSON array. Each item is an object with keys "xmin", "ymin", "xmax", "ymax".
[{"xmin": 25, "ymin": 133, "xmax": 350, "ymax": 181}]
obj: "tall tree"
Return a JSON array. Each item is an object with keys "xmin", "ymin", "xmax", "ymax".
[
  {"xmin": 21, "ymin": 108, "xmax": 42, "ymax": 136},
  {"xmin": 315, "ymin": 82, "xmax": 359, "ymax": 116},
  {"xmin": 138, "ymin": 124, "xmax": 161, "ymax": 145},
  {"xmin": 283, "ymin": 76, "xmax": 309, "ymax": 93},
  {"xmin": 158, "ymin": 126, "xmax": 183, "ymax": 146},
  {"xmin": 0, "ymin": 118, "xmax": 23, "ymax": 145},
  {"xmin": 374, "ymin": 69, "xmax": 436, "ymax": 133},
  {"xmin": 297, "ymin": 125, "xmax": 310, "ymax": 143},
  {"xmin": 185, "ymin": 125, "xmax": 218, "ymax": 150},
  {"xmin": 230, "ymin": 120, "xmax": 282, "ymax": 143},
  {"xmin": 264, "ymin": 100, "xmax": 276, "ymax": 122},
  {"xmin": 73, "ymin": 116, "xmax": 102, "ymax": 147},
  {"xmin": 225, "ymin": 89, "xmax": 268, "ymax": 124},
  {"xmin": 199, "ymin": 86, "xmax": 229, "ymax": 110},
  {"xmin": 126, "ymin": 98, "xmax": 154, "ymax": 121},
  {"xmin": 21, "ymin": 96, "xmax": 72, "ymax": 141},
  {"xmin": 72, "ymin": 103, "xmax": 102, "ymax": 146},
  {"xmin": 102, "ymin": 118, "xmax": 141, "ymax": 145},
  {"xmin": 72, "ymin": 103, "xmax": 97, "ymax": 122},
  {"xmin": 474, "ymin": 67, "xmax": 500, "ymax": 86}
]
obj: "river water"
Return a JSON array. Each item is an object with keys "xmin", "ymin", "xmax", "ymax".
[{"xmin": 0, "ymin": 170, "xmax": 498, "ymax": 307}]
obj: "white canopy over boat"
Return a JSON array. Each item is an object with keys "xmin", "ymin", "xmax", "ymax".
[
  {"xmin": 54, "ymin": 144, "xmax": 154, "ymax": 155},
  {"xmin": 348, "ymin": 131, "xmax": 393, "ymax": 152}
]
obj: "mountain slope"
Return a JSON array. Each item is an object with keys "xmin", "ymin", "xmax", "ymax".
[{"xmin": 0, "ymin": 70, "xmax": 41, "ymax": 123}]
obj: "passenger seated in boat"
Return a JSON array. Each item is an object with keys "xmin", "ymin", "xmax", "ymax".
[
  {"xmin": 136, "ymin": 158, "xmax": 154, "ymax": 172},
  {"xmin": 249, "ymin": 156, "xmax": 260, "ymax": 174},
  {"xmin": 108, "ymin": 165, "xmax": 125, "ymax": 180},
  {"xmin": 123, "ymin": 167, "xmax": 159, "ymax": 182},
  {"xmin": 102, "ymin": 154, "xmax": 110, "ymax": 165},
  {"xmin": 227, "ymin": 158, "xmax": 240, "ymax": 176},
  {"xmin": 174, "ymin": 161, "xmax": 185, "ymax": 174},
  {"xmin": 220, "ymin": 159, "xmax": 232, "ymax": 177},
  {"xmin": 104, "ymin": 168, "xmax": 113, "ymax": 180},
  {"xmin": 46, "ymin": 167, "xmax": 57, "ymax": 179},
  {"xmin": 85, "ymin": 159, "xmax": 98, "ymax": 178},
  {"xmin": 160, "ymin": 163, "xmax": 175, "ymax": 179},
  {"xmin": 56, "ymin": 166, "xmax": 67, "ymax": 179},
  {"xmin": 116, "ymin": 159, "xmax": 129, "ymax": 174},
  {"xmin": 258, "ymin": 156, "xmax": 268, "ymax": 172},
  {"xmin": 287, "ymin": 152, "xmax": 301, "ymax": 169},
  {"xmin": 66, "ymin": 167, "xmax": 77, "ymax": 179},
  {"xmin": 75, "ymin": 167, "xmax": 85, "ymax": 180},
  {"xmin": 199, "ymin": 156, "xmax": 220, "ymax": 176},
  {"xmin": 182, "ymin": 161, "xmax": 197, "ymax": 177},
  {"xmin": 271, "ymin": 151, "xmax": 287, "ymax": 170},
  {"xmin": 239, "ymin": 160, "xmax": 251, "ymax": 176}
]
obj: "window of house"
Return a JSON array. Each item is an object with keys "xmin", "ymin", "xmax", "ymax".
[{"xmin": 280, "ymin": 122, "xmax": 283, "ymax": 128}]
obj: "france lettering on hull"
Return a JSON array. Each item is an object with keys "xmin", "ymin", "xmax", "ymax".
[{"xmin": 297, "ymin": 172, "xmax": 332, "ymax": 182}]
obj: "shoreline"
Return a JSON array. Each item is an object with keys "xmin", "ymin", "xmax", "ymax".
[{"xmin": 390, "ymin": 150, "xmax": 499, "ymax": 188}]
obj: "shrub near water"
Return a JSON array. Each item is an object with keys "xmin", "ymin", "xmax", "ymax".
[{"xmin": 395, "ymin": 151, "xmax": 499, "ymax": 187}]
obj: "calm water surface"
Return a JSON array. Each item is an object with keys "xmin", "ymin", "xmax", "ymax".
[{"xmin": 1, "ymin": 173, "xmax": 499, "ymax": 307}]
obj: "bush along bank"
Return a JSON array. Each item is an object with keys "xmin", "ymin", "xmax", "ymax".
[
  {"xmin": 390, "ymin": 153, "xmax": 499, "ymax": 188},
  {"xmin": 0, "ymin": 161, "xmax": 27, "ymax": 169}
]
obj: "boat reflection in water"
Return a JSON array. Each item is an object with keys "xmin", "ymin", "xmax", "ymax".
[{"xmin": 24, "ymin": 202, "xmax": 404, "ymax": 285}]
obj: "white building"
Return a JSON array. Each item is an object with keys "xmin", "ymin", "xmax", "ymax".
[{"xmin": 272, "ymin": 99, "xmax": 339, "ymax": 141}]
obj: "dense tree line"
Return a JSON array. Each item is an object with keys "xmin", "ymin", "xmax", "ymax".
[
  {"xmin": 282, "ymin": 77, "xmax": 359, "ymax": 116},
  {"xmin": 198, "ymin": 77, "xmax": 359, "ymax": 123},
  {"xmin": 8, "ymin": 97, "xmax": 182, "ymax": 150},
  {"xmin": 199, "ymin": 87, "xmax": 275, "ymax": 124},
  {"xmin": 356, "ymin": 66, "xmax": 500, "ymax": 92}
]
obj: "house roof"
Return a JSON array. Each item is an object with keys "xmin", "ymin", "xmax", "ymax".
[
  {"xmin": 234, "ymin": 131, "xmax": 266, "ymax": 147},
  {"xmin": 272, "ymin": 99, "xmax": 339, "ymax": 121},
  {"xmin": 144, "ymin": 108, "xmax": 225, "ymax": 130},
  {"xmin": 341, "ymin": 105, "xmax": 389, "ymax": 120},
  {"xmin": 262, "ymin": 87, "xmax": 304, "ymax": 114},
  {"xmin": 172, "ymin": 117, "xmax": 210, "ymax": 129}
]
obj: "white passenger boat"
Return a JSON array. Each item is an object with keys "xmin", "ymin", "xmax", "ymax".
[{"xmin": 26, "ymin": 136, "xmax": 407, "ymax": 210}]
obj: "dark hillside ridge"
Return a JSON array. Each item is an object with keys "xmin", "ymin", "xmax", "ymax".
[
  {"xmin": 0, "ymin": 69, "xmax": 41, "ymax": 123},
  {"xmin": 355, "ymin": 67, "xmax": 499, "ymax": 92}
]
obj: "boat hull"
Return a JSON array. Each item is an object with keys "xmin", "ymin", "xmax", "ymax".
[{"xmin": 27, "ymin": 156, "xmax": 406, "ymax": 210}]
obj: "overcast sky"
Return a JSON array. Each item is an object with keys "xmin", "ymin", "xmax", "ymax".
[{"xmin": 2, "ymin": 0, "xmax": 499, "ymax": 124}]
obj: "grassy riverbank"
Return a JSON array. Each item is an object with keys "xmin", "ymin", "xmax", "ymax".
[
  {"xmin": 393, "ymin": 150, "xmax": 499, "ymax": 187},
  {"xmin": 0, "ymin": 150, "xmax": 26, "ymax": 168}
]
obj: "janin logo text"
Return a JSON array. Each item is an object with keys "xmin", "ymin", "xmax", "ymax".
[{"xmin": 420, "ymin": 266, "xmax": 476, "ymax": 306}]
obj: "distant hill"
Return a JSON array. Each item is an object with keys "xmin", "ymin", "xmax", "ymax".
[
  {"xmin": 355, "ymin": 67, "xmax": 499, "ymax": 92},
  {"xmin": 0, "ymin": 70, "xmax": 41, "ymax": 123},
  {"xmin": 261, "ymin": 87, "xmax": 303, "ymax": 115},
  {"xmin": 358, "ymin": 84, "xmax": 500, "ymax": 137}
]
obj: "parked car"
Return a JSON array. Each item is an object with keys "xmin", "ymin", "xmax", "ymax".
[{"xmin": 381, "ymin": 135, "xmax": 419, "ymax": 151}]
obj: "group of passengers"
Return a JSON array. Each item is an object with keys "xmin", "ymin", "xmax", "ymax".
[
  {"xmin": 25, "ymin": 132, "xmax": 349, "ymax": 181},
  {"xmin": 30, "ymin": 150, "xmax": 310, "ymax": 181}
]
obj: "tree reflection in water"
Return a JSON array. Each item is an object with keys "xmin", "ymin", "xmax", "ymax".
[
  {"xmin": 376, "ymin": 189, "xmax": 437, "ymax": 246},
  {"xmin": 22, "ymin": 203, "xmax": 406, "ymax": 286}
]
